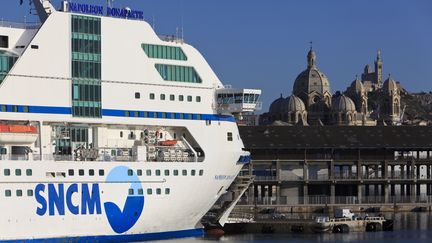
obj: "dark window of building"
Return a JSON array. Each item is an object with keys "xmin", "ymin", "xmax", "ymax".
[{"xmin": 0, "ymin": 35, "xmax": 9, "ymax": 48}]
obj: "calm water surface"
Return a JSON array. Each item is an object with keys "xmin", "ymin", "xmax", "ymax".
[{"xmin": 148, "ymin": 212, "xmax": 432, "ymax": 243}]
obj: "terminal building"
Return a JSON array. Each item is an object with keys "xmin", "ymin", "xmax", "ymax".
[{"xmin": 238, "ymin": 126, "xmax": 432, "ymax": 206}]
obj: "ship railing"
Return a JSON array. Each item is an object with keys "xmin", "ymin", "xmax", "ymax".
[
  {"xmin": 0, "ymin": 20, "xmax": 41, "ymax": 29},
  {"xmin": 158, "ymin": 34, "xmax": 184, "ymax": 43},
  {"xmin": 1, "ymin": 154, "xmax": 204, "ymax": 163}
]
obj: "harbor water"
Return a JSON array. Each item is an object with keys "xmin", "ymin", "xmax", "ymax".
[{"xmin": 149, "ymin": 212, "xmax": 432, "ymax": 243}]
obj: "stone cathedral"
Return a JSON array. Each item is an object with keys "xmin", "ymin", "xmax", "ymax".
[{"xmin": 261, "ymin": 48, "xmax": 401, "ymax": 126}]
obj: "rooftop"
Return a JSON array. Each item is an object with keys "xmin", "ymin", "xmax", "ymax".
[{"xmin": 239, "ymin": 126, "xmax": 432, "ymax": 149}]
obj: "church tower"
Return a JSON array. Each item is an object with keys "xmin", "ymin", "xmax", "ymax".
[{"xmin": 374, "ymin": 49, "xmax": 383, "ymax": 87}]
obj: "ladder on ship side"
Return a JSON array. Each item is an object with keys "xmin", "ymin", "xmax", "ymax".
[{"xmin": 202, "ymin": 175, "xmax": 255, "ymax": 228}]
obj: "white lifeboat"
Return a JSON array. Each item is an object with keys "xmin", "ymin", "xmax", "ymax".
[{"xmin": 0, "ymin": 125, "xmax": 39, "ymax": 145}]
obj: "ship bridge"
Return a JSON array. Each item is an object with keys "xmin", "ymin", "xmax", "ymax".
[{"xmin": 215, "ymin": 86, "xmax": 262, "ymax": 115}]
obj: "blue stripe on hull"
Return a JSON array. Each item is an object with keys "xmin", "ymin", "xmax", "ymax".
[
  {"xmin": 0, "ymin": 228, "xmax": 204, "ymax": 243},
  {"xmin": 0, "ymin": 104, "xmax": 236, "ymax": 122}
]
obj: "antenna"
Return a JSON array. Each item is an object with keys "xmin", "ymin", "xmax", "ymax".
[{"xmin": 180, "ymin": 0, "xmax": 184, "ymax": 41}]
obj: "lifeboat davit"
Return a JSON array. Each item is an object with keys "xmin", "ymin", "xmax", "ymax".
[
  {"xmin": 0, "ymin": 125, "xmax": 38, "ymax": 145},
  {"xmin": 159, "ymin": 140, "xmax": 177, "ymax": 146}
]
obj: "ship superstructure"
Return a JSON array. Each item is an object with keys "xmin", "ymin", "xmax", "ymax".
[{"xmin": 0, "ymin": 0, "xmax": 261, "ymax": 241}]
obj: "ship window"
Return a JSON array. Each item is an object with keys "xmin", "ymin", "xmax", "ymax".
[
  {"xmin": 150, "ymin": 93, "xmax": 155, "ymax": 100},
  {"xmin": 16, "ymin": 190, "xmax": 22, "ymax": 197},
  {"xmin": 165, "ymin": 188, "xmax": 170, "ymax": 195},
  {"xmin": 79, "ymin": 169, "xmax": 84, "ymax": 176},
  {"xmin": 31, "ymin": 45, "xmax": 39, "ymax": 49},
  {"xmin": 147, "ymin": 188, "xmax": 152, "ymax": 195},
  {"xmin": 4, "ymin": 169, "xmax": 10, "ymax": 176},
  {"xmin": 138, "ymin": 189, "xmax": 143, "ymax": 195},
  {"xmin": 199, "ymin": 170, "xmax": 204, "ymax": 176},
  {"xmin": 89, "ymin": 169, "xmax": 95, "ymax": 176},
  {"xmin": 124, "ymin": 111, "xmax": 130, "ymax": 117},
  {"xmin": 197, "ymin": 114, "xmax": 202, "ymax": 120},
  {"xmin": 26, "ymin": 169, "xmax": 32, "ymax": 176},
  {"xmin": 170, "ymin": 94, "xmax": 175, "ymax": 101},
  {"xmin": 182, "ymin": 170, "xmax": 187, "ymax": 176},
  {"xmin": 0, "ymin": 35, "xmax": 9, "ymax": 48},
  {"xmin": 196, "ymin": 96, "xmax": 201, "ymax": 102},
  {"xmin": 5, "ymin": 190, "xmax": 11, "ymax": 197},
  {"xmin": 156, "ymin": 188, "xmax": 161, "ymax": 195},
  {"xmin": 135, "ymin": 92, "xmax": 140, "ymax": 99},
  {"xmin": 179, "ymin": 95, "xmax": 184, "ymax": 101},
  {"xmin": 15, "ymin": 169, "xmax": 21, "ymax": 176},
  {"xmin": 128, "ymin": 189, "xmax": 134, "ymax": 195},
  {"xmin": 27, "ymin": 189, "xmax": 33, "ymax": 197},
  {"xmin": 144, "ymin": 111, "xmax": 148, "ymax": 118},
  {"xmin": 160, "ymin": 94, "xmax": 166, "ymax": 100},
  {"xmin": 227, "ymin": 132, "xmax": 233, "ymax": 141},
  {"xmin": 164, "ymin": 170, "xmax": 169, "ymax": 176},
  {"xmin": 187, "ymin": 96, "xmax": 192, "ymax": 102},
  {"xmin": 68, "ymin": 169, "xmax": 74, "ymax": 176},
  {"xmin": 146, "ymin": 170, "xmax": 151, "ymax": 176},
  {"xmin": 120, "ymin": 131, "xmax": 123, "ymax": 138},
  {"xmin": 127, "ymin": 169, "xmax": 133, "ymax": 176},
  {"xmin": 99, "ymin": 170, "xmax": 104, "ymax": 176},
  {"xmin": 154, "ymin": 64, "xmax": 202, "ymax": 83},
  {"xmin": 142, "ymin": 44, "xmax": 187, "ymax": 61},
  {"xmin": 174, "ymin": 170, "xmax": 178, "ymax": 176},
  {"xmin": 22, "ymin": 106, "xmax": 29, "ymax": 113},
  {"xmin": 137, "ymin": 170, "xmax": 142, "ymax": 176},
  {"xmin": 1, "ymin": 105, "xmax": 6, "ymax": 112},
  {"xmin": 156, "ymin": 170, "xmax": 161, "ymax": 176},
  {"xmin": 12, "ymin": 106, "xmax": 18, "ymax": 112}
]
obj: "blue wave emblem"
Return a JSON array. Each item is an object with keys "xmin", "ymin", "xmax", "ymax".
[{"xmin": 104, "ymin": 166, "xmax": 144, "ymax": 234}]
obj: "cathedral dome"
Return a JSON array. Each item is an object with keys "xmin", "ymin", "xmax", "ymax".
[
  {"xmin": 383, "ymin": 76, "xmax": 398, "ymax": 92},
  {"xmin": 293, "ymin": 49, "xmax": 331, "ymax": 100},
  {"xmin": 287, "ymin": 95, "xmax": 306, "ymax": 112},
  {"xmin": 269, "ymin": 95, "xmax": 287, "ymax": 113},
  {"xmin": 332, "ymin": 95, "xmax": 356, "ymax": 112},
  {"xmin": 350, "ymin": 78, "xmax": 364, "ymax": 93}
]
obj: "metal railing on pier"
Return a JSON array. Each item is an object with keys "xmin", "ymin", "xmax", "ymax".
[{"xmin": 237, "ymin": 195, "xmax": 432, "ymax": 206}]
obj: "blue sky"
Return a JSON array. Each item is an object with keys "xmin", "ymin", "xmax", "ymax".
[{"xmin": 1, "ymin": 0, "xmax": 431, "ymax": 111}]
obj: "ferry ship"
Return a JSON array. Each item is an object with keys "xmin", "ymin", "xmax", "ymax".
[{"xmin": 0, "ymin": 0, "xmax": 261, "ymax": 241}]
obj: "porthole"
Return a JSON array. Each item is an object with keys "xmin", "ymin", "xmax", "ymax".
[
  {"xmin": 4, "ymin": 169, "xmax": 10, "ymax": 176},
  {"xmin": 89, "ymin": 169, "xmax": 95, "ymax": 176},
  {"xmin": 16, "ymin": 190, "xmax": 22, "ymax": 197},
  {"xmin": 165, "ymin": 188, "xmax": 170, "ymax": 195},
  {"xmin": 128, "ymin": 189, "xmax": 134, "ymax": 195},
  {"xmin": 191, "ymin": 170, "xmax": 196, "ymax": 176},
  {"xmin": 137, "ymin": 170, "xmax": 142, "ymax": 176},
  {"xmin": 26, "ymin": 169, "xmax": 32, "ymax": 176},
  {"xmin": 15, "ymin": 169, "xmax": 21, "ymax": 176},
  {"xmin": 199, "ymin": 170, "xmax": 204, "ymax": 176},
  {"xmin": 156, "ymin": 188, "xmax": 161, "ymax": 195},
  {"xmin": 5, "ymin": 190, "xmax": 11, "ymax": 197},
  {"xmin": 99, "ymin": 170, "xmax": 104, "ymax": 176},
  {"xmin": 27, "ymin": 189, "xmax": 33, "ymax": 197},
  {"xmin": 147, "ymin": 188, "xmax": 152, "ymax": 195}
]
